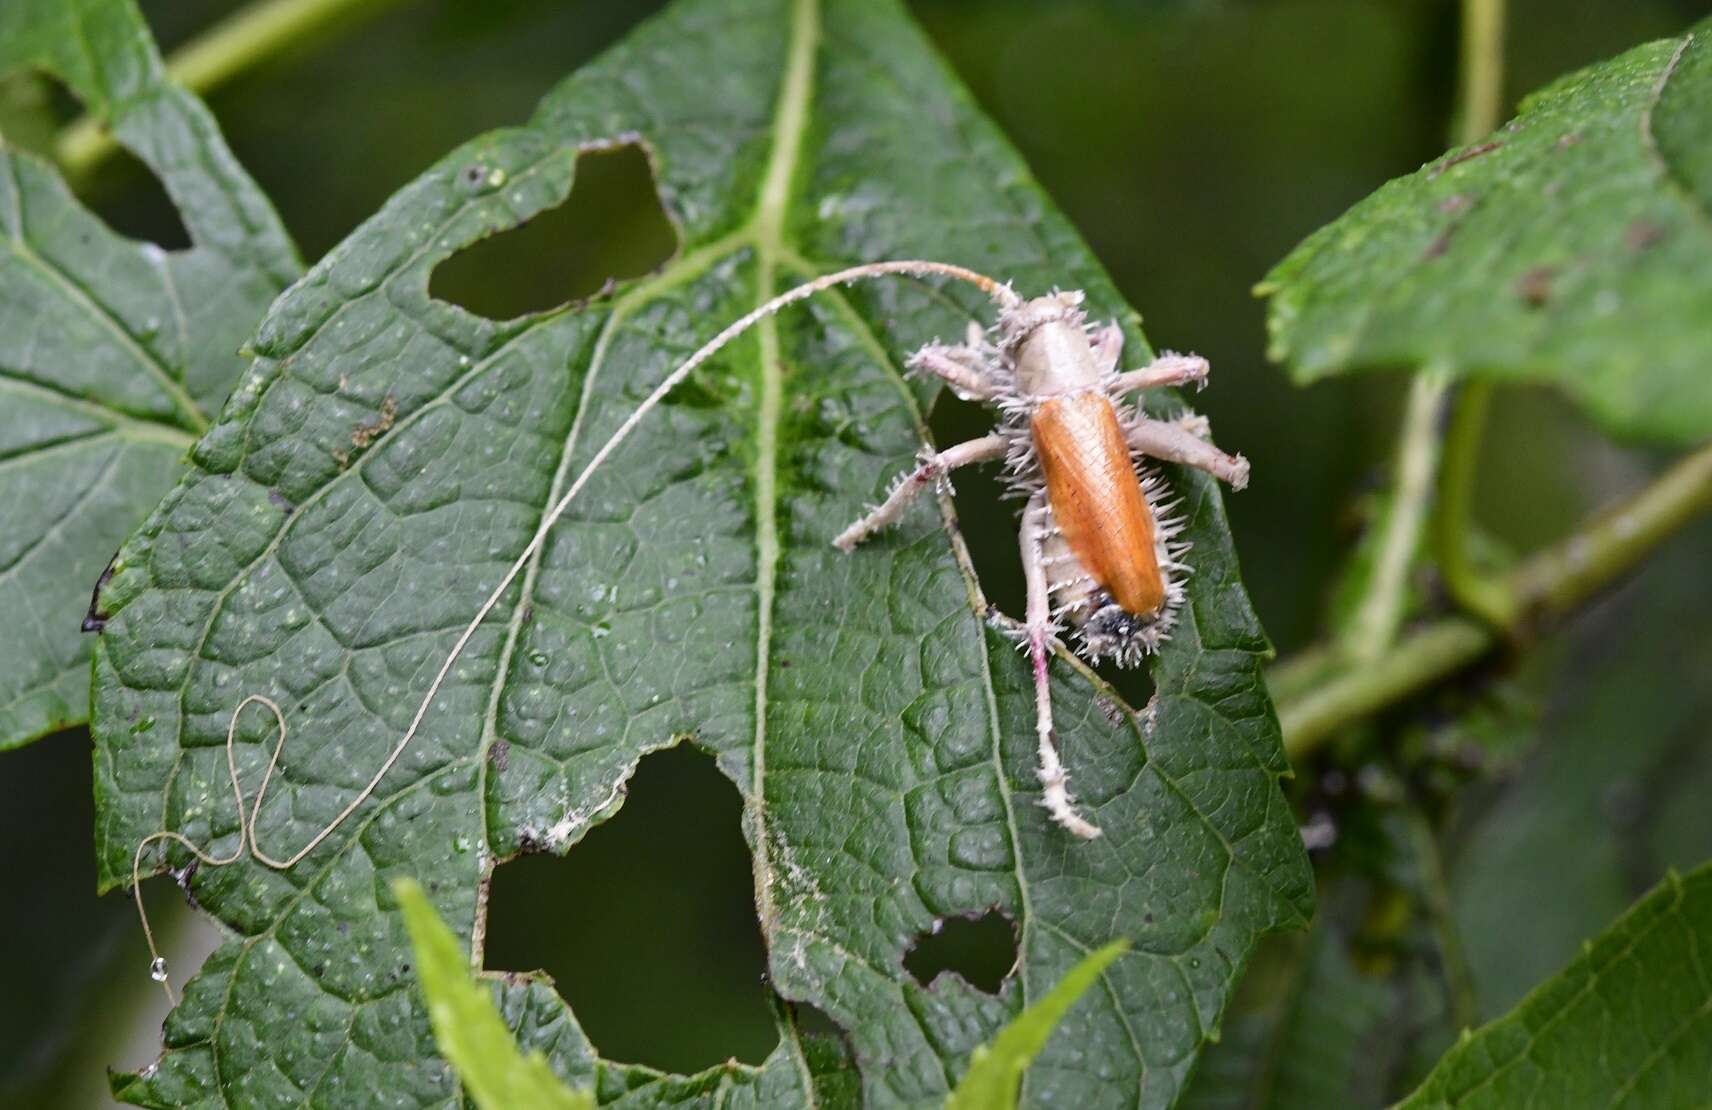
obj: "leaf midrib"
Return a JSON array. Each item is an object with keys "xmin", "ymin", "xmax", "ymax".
[{"xmin": 0, "ymin": 371, "xmax": 198, "ymax": 451}]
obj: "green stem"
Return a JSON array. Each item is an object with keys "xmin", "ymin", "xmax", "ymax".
[
  {"xmin": 1430, "ymin": 380, "xmax": 1515, "ymax": 628},
  {"xmin": 1343, "ymin": 372, "xmax": 1451, "ymax": 663},
  {"xmin": 57, "ymin": 0, "xmax": 400, "ymax": 179},
  {"xmin": 1279, "ymin": 442, "xmax": 1712, "ymax": 758},
  {"xmin": 1457, "ymin": 0, "xmax": 1508, "ymax": 145},
  {"xmin": 1338, "ymin": 0, "xmax": 1507, "ymax": 663},
  {"xmin": 1428, "ymin": 0, "xmax": 1510, "ymax": 630}
]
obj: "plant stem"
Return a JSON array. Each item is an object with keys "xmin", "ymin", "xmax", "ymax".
[
  {"xmin": 1429, "ymin": 0, "xmax": 1510, "ymax": 628},
  {"xmin": 1343, "ymin": 372, "xmax": 1452, "ymax": 663},
  {"xmin": 1430, "ymin": 381, "xmax": 1515, "ymax": 628},
  {"xmin": 1338, "ymin": 0, "xmax": 1507, "ymax": 664},
  {"xmin": 57, "ymin": 0, "xmax": 399, "ymax": 179},
  {"xmin": 1457, "ymin": 0, "xmax": 1507, "ymax": 146},
  {"xmin": 1280, "ymin": 441, "xmax": 1712, "ymax": 758}
]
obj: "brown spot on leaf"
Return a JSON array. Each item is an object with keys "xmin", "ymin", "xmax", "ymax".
[
  {"xmin": 1424, "ymin": 226, "xmax": 1457, "ymax": 260},
  {"xmin": 1430, "ymin": 141, "xmax": 1502, "ymax": 178},
  {"xmin": 1515, "ymin": 265, "xmax": 1557, "ymax": 308},
  {"xmin": 1556, "ymin": 131, "xmax": 1582, "ymax": 151},
  {"xmin": 351, "ymin": 395, "xmax": 398, "ymax": 450},
  {"xmin": 488, "ymin": 739, "xmax": 510, "ymax": 773},
  {"xmin": 1437, "ymin": 193, "xmax": 1473, "ymax": 215},
  {"xmin": 1624, "ymin": 220, "xmax": 1665, "ymax": 253}
]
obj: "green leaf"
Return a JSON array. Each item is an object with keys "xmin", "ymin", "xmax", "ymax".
[
  {"xmin": 1260, "ymin": 15, "xmax": 1712, "ymax": 445},
  {"xmin": 1401, "ymin": 862, "xmax": 1712, "ymax": 1109},
  {"xmin": 94, "ymin": 0, "xmax": 1310, "ymax": 1104},
  {"xmin": 395, "ymin": 878, "xmax": 593, "ymax": 1110},
  {"xmin": 0, "ymin": 0, "xmax": 299, "ymax": 748},
  {"xmin": 1451, "ymin": 519, "xmax": 1712, "ymax": 1018},
  {"xmin": 1178, "ymin": 927, "xmax": 1397, "ymax": 1110},
  {"xmin": 949, "ymin": 939, "xmax": 1129, "ymax": 1109}
]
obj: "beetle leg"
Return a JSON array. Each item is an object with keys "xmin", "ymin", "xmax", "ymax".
[
  {"xmin": 1090, "ymin": 321, "xmax": 1124, "ymax": 375},
  {"xmin": 1115, "ymin": 352, "xmax": 1210, "ymax": 393},
  {"xmin": 906, "ymin": 344, "xmax": 1002, "ymax": 400},
  {"xmin": 1127, "ymin": 417, "xmax": 1250, "ymax": 490},
  {"xmin": 1020, "ymin": 493, "xmax": 1103, "ymax": 840},
  {"xmin": 833, "ymin": 433, "xmax": 1008, "ymax": 551}
]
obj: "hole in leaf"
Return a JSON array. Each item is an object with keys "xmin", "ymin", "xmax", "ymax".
[
  {"xmin": 790, "ymin": 1000, "xmax": 846, "ymax": 1038},
  {"xmin": 30, "ymin": 72, "xmax": 192, "ymax": 250},
  {"xmin": 429, "ymin": 141, "xmax": 676, "ymax": 319},
  {"xmin": 81, "ymin": 146, "xmax": 193, "ymax": 250},
  {"xmin": 788, "ymin": 1002, "xmax": 858, "ymax": 1097},
  {"xmin": 0, "ymin": 730, "xmax": 220, "ymax": 1098},
  {"xmin": 483, "ymin": 744, "xmax": 776, "ymax": 1072},
  {"xmin": 903, "ymin": 908, "xmax": 1017, "ymax": 994}
]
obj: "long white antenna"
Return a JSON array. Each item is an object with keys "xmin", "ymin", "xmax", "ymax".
[{"xmin": 134, "ymin": 259, "xmax": 1017, "ymax": 1001}]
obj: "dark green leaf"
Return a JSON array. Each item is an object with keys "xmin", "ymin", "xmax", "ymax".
[
  {"xmin": 396, "ymin": 879, "xmax": 593, "ymax": 1110},
  {"xmin": 94, "ymin": 0, "xmax": 1309, "ymax": 1104},
  {"xmin": 949, "ymin": 939, "xmax": 1129, "ymax": 1110},
  {"xmin": 1260, "ymin": 16, "xmax": 1712, "ymax": 444},
  {"xmin": 0, "ymin": 0, "xmax": 298, "ymax": 748},
  {"xmin": 1178, "ymin": 926, "xmax": 1397, "ymax": 1110},
  {"xmin": 1451, "ymin": 519, "xmax": 1712, "ymax": 1017},
  {"xmin": 1401, "ymin": 862, "xmax": 1712, "ymax": 1109}
]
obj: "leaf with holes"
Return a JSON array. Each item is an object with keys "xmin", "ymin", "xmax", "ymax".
[
  {"xmin": 1259, "ymin": 14, "xmax": 1712, "ymax": 445},
  {"xmin": 1399, "ymin": 863, "xmax": 1712, "ymax": 1109},
  {"xmin": 397, "ymin": 878, "xmax": 594, "ymax": 1110},
  {"xmin": 949, "ymin": 939, "xmax": 1129, "ymax": 1109},
  {"xmin": 93, "ymin": 0, "xmax": 1310, "ymax": 1105},
  {"xmin": 0, "ymin": 0, "xmax": 299, "ymax": 748}
]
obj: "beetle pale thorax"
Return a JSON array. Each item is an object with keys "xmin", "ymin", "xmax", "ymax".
[{"xmin": 1005, "ymin": 294, "xmax": 1105, "ymax": 396}]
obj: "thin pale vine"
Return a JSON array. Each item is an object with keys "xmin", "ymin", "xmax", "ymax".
[{"xmin": 131, "ymin": 258, "xmax": 1018, "ymax": 1001}]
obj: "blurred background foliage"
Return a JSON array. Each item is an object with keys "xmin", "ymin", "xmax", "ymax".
[{"xmin": 2, "ymin": 0, "xmax": 1709, "ymax": 1104}]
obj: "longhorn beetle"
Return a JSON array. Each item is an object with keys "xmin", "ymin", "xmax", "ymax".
[{"xmin": 130, "ymin": 261, "xmax": 1246, "ymax": 995}]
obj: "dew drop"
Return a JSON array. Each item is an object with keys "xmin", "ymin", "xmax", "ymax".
[
  {"xmin": 150, "ymin": 956, "xmax": 169, "ymax": 982},
  {"xmin": 132, "ymin": 716, "xmax": 156, "ymax": 735},
  {"xmin": 527, "ymin": 649, "xmax": 549, "ymax": 666},
  {"xmin": 590, "ymin": 621, "xmax": 611, "ymax": 639}
]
